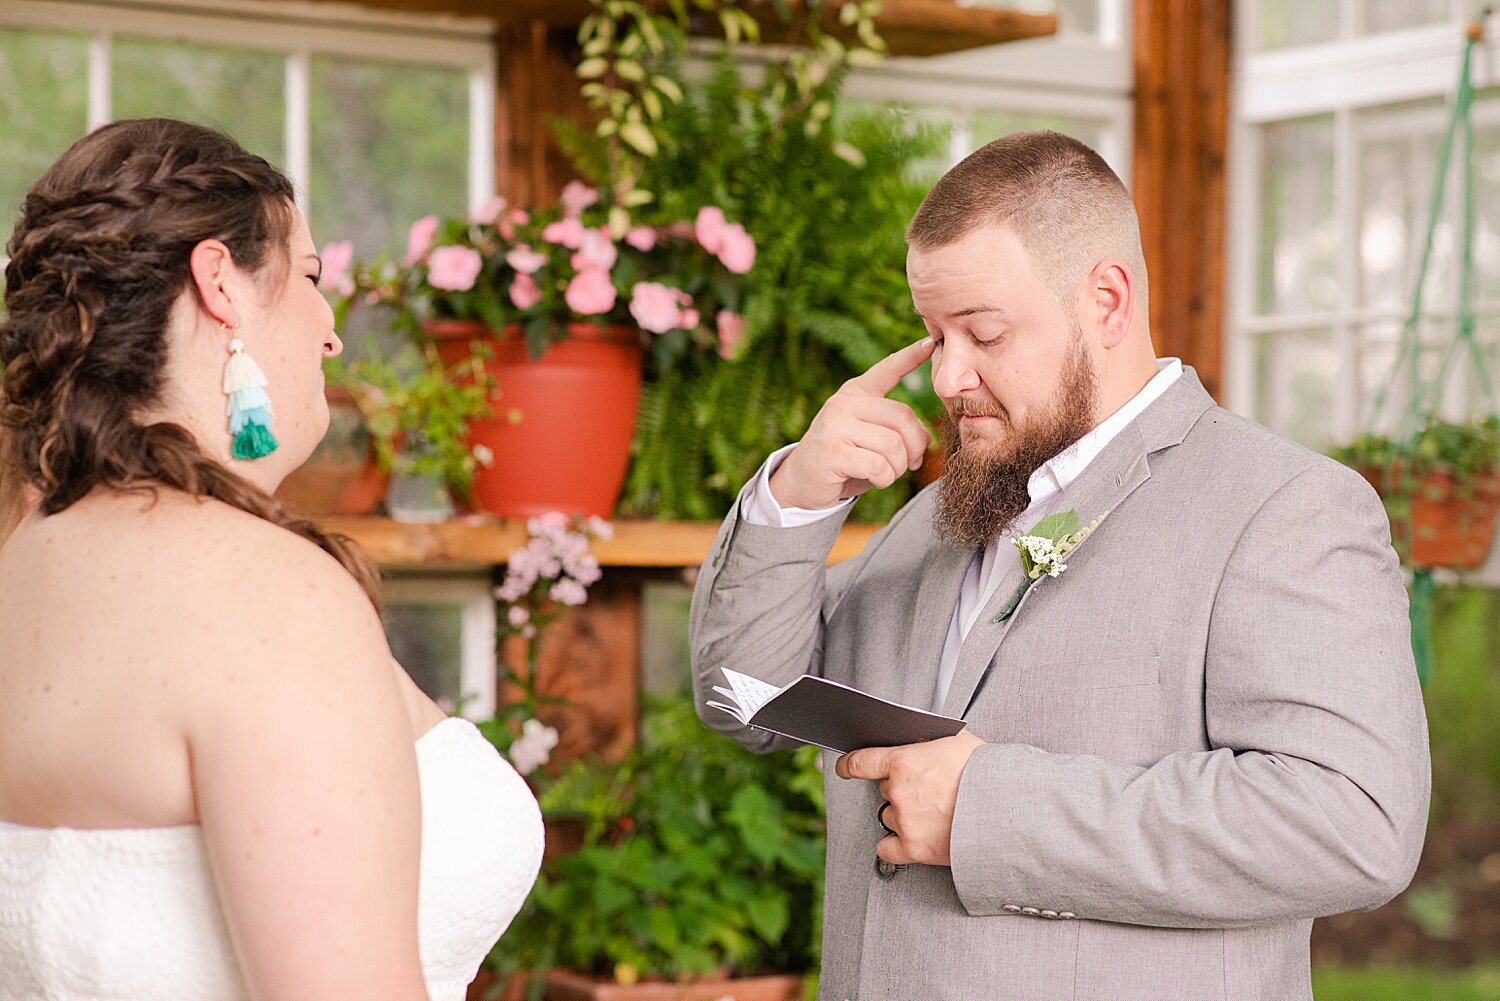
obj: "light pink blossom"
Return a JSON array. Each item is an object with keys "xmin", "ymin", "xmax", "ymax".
[
  {"xmin": 509, "ymin": 718, "xmax": 559, "ymax": 776},
  {"xmin": 694, "ymin": 205, "xmax": 727, "ymax": 254},
  {"xmin": 510, "ymin": 208, "xmax": 530, "ymax": 225},
  {"xmin": 320, "ymin": 240, "xmax": 355, "ymax": 296},
  {"xmin": 629, "ymin": 281, "xmax": 691, "ymax": 333},
  {"xmin": 542, "ymin": 216, "xmax": 587, "ymax": 250},
  {"xmin": 404, "ymin": 215, "xmax": 440, "ymax": 265},
  {"xmin": 624, "ymin": 226, "xmax": 657, "ymax": 252},
  {"xmin": 426, "ymin": 245, "xmax": 483, "ymax": 291},
  {"xmin": 716, "ymin": 223, "xmax": 756, "ymax": 274},
  {"xmin": 564, "ymin": 268, "xmax": 617, "ymax": 315},
  {"xmin": 717, "ymin": 310, "xmax": 746, "ymax": 359},
  {"xmin": 550, "ymin": 578, "xmax": 588, "ymax": 606},
  {"xmin": 571, "ymin": 228, "xmax": 618, "ymax": 272},
  {"xmin": 586, "ymin": 515, "xmax": 615, "ymax": 541},
  {"xmin": 561, "ymin": 180, "xmax": 600, "ymax": 216},
  {"xmin": 506, "ymin": 245, "xmax": 548, "ymax": 274},
  {"xmin": 509, "ymin": 273, "xmax": 542, "ymax": 310},
  {"xmin": 507, "ymin": 605, "xmax": 530, "ymax": 628},
  {"xmin": 472, "ymin": 196, "xmax": 507, "ymax": 225},
  {"xmin": 679, "ymin": 308, "xmax": 700, "ymax": 329}
]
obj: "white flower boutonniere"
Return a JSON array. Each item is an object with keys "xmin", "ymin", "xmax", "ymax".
[{"xmin": 995, "ymin": 508, "xmax": 1110, "ymax": 622}]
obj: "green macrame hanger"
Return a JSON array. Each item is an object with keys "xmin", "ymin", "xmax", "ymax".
[{"xmin": 1364, "ymin": 7, "xmax": 1497, "ymax": 686}]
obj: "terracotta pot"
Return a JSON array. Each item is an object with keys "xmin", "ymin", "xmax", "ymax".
[
  {"xmin": 543, "ymin": 970, "xmax": 803, "ymax": 1001},
  {"xmin": 275, "ymin": 387, "xmax": 388, "ymax": 515},
  {"xmin": 427, "ymin": 320, "xmax": 642, "ymax": 518},
  {"xmin": 1358, "ymin": 465, "xmax": 1500, "ymax": 569}
]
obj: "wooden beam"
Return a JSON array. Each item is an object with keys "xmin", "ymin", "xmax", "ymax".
[
  {"xmin": 1132, "ymin": 0, "xmax": 1231, "ymax": 401},
  {"xmin": 493, "ymin": 20, "xmax": 592, "ymax": 205}
]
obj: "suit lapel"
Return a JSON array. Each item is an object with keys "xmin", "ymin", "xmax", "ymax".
[
  {"xmin": 936, "ymin": 368, "xmax": 1218, "ymax": 720},
  {"xmin": 900, "ymin": 541, "xmax": 973, "ymax": 709}
]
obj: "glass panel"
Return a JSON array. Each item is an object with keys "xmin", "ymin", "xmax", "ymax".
[
  {"xmin": 0, "ymin": 28, "xmax": 88, "ymax": 254},
  {"xmin": 969, "ymin": 109, "xmax": 1105, "ymax": 155},
  {"xmin": 308, "ymin": 55, "xmax": 468, "ymax": 259},
  {"xmin": 1356, "ymin": 320, "xmax": 1465, "ymax": 434},
  {"xmin": 385, "ymin": 603, "xmax": 464, "ymax": 710},
  {"xmin": 1358, "ymin": 99, "xmax": 1450, "ymax": 313},
  {"xmin": 113, "ymin": 36, "xmax": 285, "ymax": 168},
  {"xmin": 1258, "ymin": 115, "xmax": 1337, "ymax": 315},
  {"xmin": 640, "ymin": 580, "xmax": 693, "ymax": 696},
  {"xmin": 1472, "ymin": 90, "xmax": 1500, "ymax": 302},
  {"xmin": 1363, "ymin": 0, "xmax": 1452, "ymax": 35},
  {"xmin": 1254, "ymin": 329, "xmax": 1337, "ymax": 449},
  {"xmin": 1257, "ymin": 1, "xmax": 1341, "ymax": 50}
]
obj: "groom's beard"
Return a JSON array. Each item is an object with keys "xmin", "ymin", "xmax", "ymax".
[{"xmin": 932, "ymin": 331, "xmax": 1099, "ymax": 551}]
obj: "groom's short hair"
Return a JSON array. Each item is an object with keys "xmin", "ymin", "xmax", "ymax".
[{"xmin": 907, "ymin": 130, "xmax": 1148, "ymax": 316}]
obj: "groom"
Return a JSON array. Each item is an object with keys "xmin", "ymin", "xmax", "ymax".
[{"xmin": 689, "ymin": 131, "xmax": 1430, "ymax": 1001}]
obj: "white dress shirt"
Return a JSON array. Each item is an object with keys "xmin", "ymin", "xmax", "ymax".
[{"xmin": 742, "ymin": 358, "xmax": 1183, "ymax": 710}]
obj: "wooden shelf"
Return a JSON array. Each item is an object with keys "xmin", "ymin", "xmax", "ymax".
[
  {"xmin": 322, "ymin": 516, "xmax": 879, "ymax": 569},
  {"xmin": 298, "ymin": 0, "xmax": 1057, "ymax": 58}
]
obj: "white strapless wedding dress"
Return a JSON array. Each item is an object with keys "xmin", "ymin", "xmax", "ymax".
[{"xmin": 0, "ymin": 716, "xmax": 543, "ymax": 1001}]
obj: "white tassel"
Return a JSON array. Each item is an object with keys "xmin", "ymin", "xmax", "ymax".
[{"xmin": 222, "ymin": 339, "xmax": 269, "ymax": 394}]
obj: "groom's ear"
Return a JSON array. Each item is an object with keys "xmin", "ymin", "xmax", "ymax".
[{"xmin": 1089, "ymin": 261, "xmax": 1135, "ymax": 349}]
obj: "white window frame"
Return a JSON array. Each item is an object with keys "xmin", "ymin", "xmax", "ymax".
[
  {"xmin": 383, "ymin": 573, "xmax": 498, "ymax": 719},
  {"xmin": 1, "ymin": 0, "xmax": 498, "ymax": 217}
]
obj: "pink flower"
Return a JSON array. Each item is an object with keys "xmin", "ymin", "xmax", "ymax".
[
  {"xmin": 561, "ymin": 180, "xmax": 600, "ymax": 216},
  {"xmin": 426, "ymin": 245, "xmax": 483, "ymax": 291},
  {"xmin": 564, "ymin": 268, "xmax": 617, "ymax": 315},
  {"xmin": 571, "ymin": 228, "xmax": 618, "ymax": 272},
  {"xmin": 695, "ymin": 205, "xmax": 727, "ymax": 254},
  {"xmin": 550, "ymin": 578, "xmax": 589, "ymax": 606},
  {"xmin": 507, "ymin": 605, "xmax": 530, "ymax": 628},
  {"xmin": 624, "ymin": 226, "xmax": 657, "ymax": 251},
  {"xmin": 404, "ymin": 214, "xmax": 439, "ymax": 265},
  {"xmin": 542, "ymin": 216, "xmax": 586, "ymax": 250},
  {"xmin": 472, "ymin": 196, "xmax": 507, "ymax": 224},
  {"xmin": 717, "ymin": 310, "xmax": 746, "ymax": 359},
  {"xmin": 509, "ymin": 273, "xmax": 542, "ymax": 310},
  {"xmin": 320, "ymin": 240, "xmax": 354, "ymax": 296},
  {"xmin": 530, "ymin": 512, "xmax": 570, "ymax": 532},
  {"xmin": 509, "ymin": 208, "xmax": 530, "ymax": 225},
  {"xmin": 506, "ymin": 244, "xmax": 548, "ymax": 274},
  {"xmin": 629, "ymin": 281, "xmax": 692, "ymax": 333},
  {"xmin": 680, "ymin": 308, "xmax": 700, "ymax": 329},
  {"xmin": 716, "ymin": 223, "xmax": 756, "ymax": 274},
  {"xmin": 585, "ymin": 515, "xmax": 615, "ymax": 541}
]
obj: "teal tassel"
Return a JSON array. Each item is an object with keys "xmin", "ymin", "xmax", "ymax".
[{"xmin": 232, "ymin": 422, "xmax": 278, "ymax": 460}]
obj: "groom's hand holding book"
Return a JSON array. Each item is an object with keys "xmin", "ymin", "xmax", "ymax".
[{"xmin": 835, "ymin": 732, "xmax": 984, "ymax": 867}]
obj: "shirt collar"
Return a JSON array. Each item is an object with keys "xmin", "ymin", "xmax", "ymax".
[{"xmin": 1027, "ymin": 358, "xmax": 1183, "ymax": 504}]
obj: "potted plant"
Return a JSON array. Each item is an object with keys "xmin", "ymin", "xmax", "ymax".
[
  {"xmin": 482, "ymin": 692, "xmax": 825, "ymax": 1001},
  {"xmin": 1329, "ymin": 414, "xmax": 1500, "ymax": 569},
  {"xmin": 334, "ymin": 343, "xmax": 496, "ymax": 523},
  {"xmin": 334, "ymin": 183, "xmax": 755, "ymax": 520}
]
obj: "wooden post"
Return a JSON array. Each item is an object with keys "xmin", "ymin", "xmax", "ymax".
[
  {"xmin": 1132, "ymin": 0, "xmax": 1231, "ymax": 401},
  {"xmin": 493, "ymin": 20, "xmax": 593, "ymax": 205}
]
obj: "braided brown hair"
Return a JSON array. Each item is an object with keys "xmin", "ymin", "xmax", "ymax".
[{"xmin": 1, "ymin": 118, "xmax": 380, "ymax": 606}]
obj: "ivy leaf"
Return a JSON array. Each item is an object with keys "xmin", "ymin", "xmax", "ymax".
[{"xmin": 1027, "ymin": 510, "xmax": 1079, "ymax": 543}]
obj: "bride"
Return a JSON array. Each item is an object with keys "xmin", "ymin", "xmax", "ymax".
[{"xmin": 0, "ymin": 118, "xmax": 542, "ymax": 1001}]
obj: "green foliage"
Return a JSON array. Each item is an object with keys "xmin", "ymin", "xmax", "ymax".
[
  {"xmin": 1329, "ymin": 415, "xmax": 1500, "ymax": 487},
  {"xmin": 606, "ymin": 56, "xmax": 945, "ymax": 522},
  {"xmin": 1311, "ymin": 963, "xmax": 1500, "ymax": 1001},
  {"xmin": 328, "ymin": 342, "xmax": 495, "ymax": 494},
  {"xmin": 490, "ymin": 692, "xmax": 826, "ymax": 984},
  {"xmin": 1423, "ymin": 586, "xmax": 1500, "ymax": 825}
]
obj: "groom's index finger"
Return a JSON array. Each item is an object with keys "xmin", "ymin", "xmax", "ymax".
[{"xmin": 845, "ymin": 337, "xmax": 935, "ymax": 398}]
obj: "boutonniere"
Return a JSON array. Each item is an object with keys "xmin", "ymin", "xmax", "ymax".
[{"xmin": 994, "ymin": 508, "xmax": 1110, "ymax": 623}]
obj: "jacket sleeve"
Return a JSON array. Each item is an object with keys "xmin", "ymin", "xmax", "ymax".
[
  {"xmin": 948, "ymin": 461, "xmax": 1432, "ymax": 928},
  {"xmin": 689, "ymin": 477, "xmax": 926, "ymax": 753}
]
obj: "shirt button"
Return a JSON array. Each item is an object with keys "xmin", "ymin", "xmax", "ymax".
[
  {"xmin": 875, "ymin": 858, "xmax": 898, "ymax": 880},
  {"xmin": 1059, "ymin": 912, "xmax": 1077, "ymax": 920},
  {"xmin": 1002, "ymin": 904, "xmax": 1022, "ymax": 913},
  {"xmin": 1040, "ymin": 910, "xmax": 1058, "ymax": 919},
  {"xmin": 1020, "ymin": 906, "xmax": 1040, "ymax": 916}
]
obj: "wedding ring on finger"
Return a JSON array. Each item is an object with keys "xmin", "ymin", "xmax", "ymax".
[{"xmin": 877, "ymin": 799, "xmax": 897, "ymax": 837}]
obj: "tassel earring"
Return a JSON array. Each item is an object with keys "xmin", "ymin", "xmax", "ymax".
[{"xmin": 221, "ymin": 325, "xmax": 278, "ymax": 460}]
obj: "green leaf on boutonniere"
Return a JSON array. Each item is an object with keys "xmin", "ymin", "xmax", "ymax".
[{"xmin": 1027, "ymin": 510, "xmax": 1080, "ymax": 544}]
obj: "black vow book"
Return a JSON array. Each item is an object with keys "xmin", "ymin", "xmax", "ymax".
[{"xmin": 706, "ymin": 668, "xmax": 966, "ymax": 754}]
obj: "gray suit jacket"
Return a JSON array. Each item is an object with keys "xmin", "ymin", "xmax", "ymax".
[{"xmin": 689, "ymin": 369, "xmax": 1430, "ymax": 1001}]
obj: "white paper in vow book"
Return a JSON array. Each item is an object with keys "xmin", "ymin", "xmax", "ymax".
[{"xmin": 707, "ymin": 667, "xmax": 966, "ymax": 754}]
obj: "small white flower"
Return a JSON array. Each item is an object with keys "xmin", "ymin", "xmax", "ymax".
[
  {"xmin": 508, "ymin": 718, "xmax": 560, "ymax": 775},
  {"xmin": 471, "ymin": 443, "xmax": 494, "ymax": 467},
  {"xmin": 507, "ymin": 605, "xmax": 530, "ymax": 628}
]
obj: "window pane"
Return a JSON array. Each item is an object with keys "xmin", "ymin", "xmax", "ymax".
[
  {"xmin": 1473, "ymin": 91, "xmax": 1500, "ymax": 302},
  {"xmin": 1359, "ymin": 99, "xmax": 1450, "ymax": 313},
  {"xmin": 970, "ymin": 109, "xmax": 1104, "ymax": 153},
  {"xmin": 1357, "ymin": 319, "xmax": 1469, "ymax": 434},
  {"xmin": 0, "ymin": 27, "xmax": 88, "ymax": 253},
  {"xmin": 1255, "ymin": 329, "xmax": 1337, "ymax": 448},
  {"xmin": 1258, "ymin": 115, "xmax": 1337, "ymax": 315},
  {"xmin": 975, "ymin": 0, "xmax": 1100, "ymax": 35},
  {"xmin": 113, "ymin": 36, "xmax": 285, "ymax": 167},
  {"xmin": 385, "ymin": 603, "xmax": 464, "ymax": 709},
  {"xmin": 1363, "ymin": 0, "xmax": 1451, "ymax": 35},
  {"xmin": 641, "ymin": 580, "xmax": 692, "ymax": 696},
  {"xmin": 1257, "ymin": 1, "xmax": 1340, "ymax": 50},
  {"xmin": 308, "ymin": 55, "xmax": 468, "ymax": 258}
]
